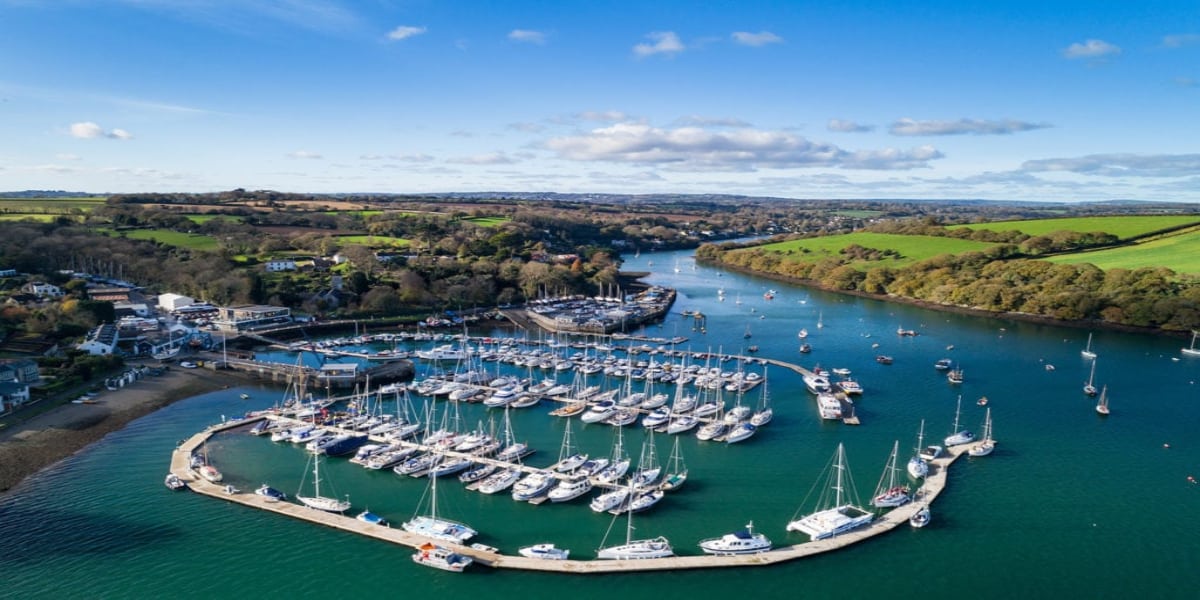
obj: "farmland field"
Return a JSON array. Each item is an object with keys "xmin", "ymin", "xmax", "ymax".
[
  {"xmin": 185, "ymin": 214, "xmax": 244, "ymax": 224},
  {"xmin": 463, "ymin": 216, "xmax": 509, "ymax": 227},
  {"xmin": 1044, "ymin": 230, "xmax": 1200, "ymax": 274},
  {"xmin": 950, "ymin": 215, "xmax": 1200, "ymax": 240},
  {"xmin": 334, "ymin": 235, "xmax": 410, "ymax": 248},
  {"xmin": 0, "ymin": 214, "xmax": 73, "ymax": 222},
  {"xmin": 753, "ymin": 232, "xmax": 997, "ymax": 268},
  {"xmin": 0, "ymin": 197, "xmax": 106, "ymax": 213},
  {"xmin": 99, "ymin": 228, "xmax": 219, "ymax": 250}
]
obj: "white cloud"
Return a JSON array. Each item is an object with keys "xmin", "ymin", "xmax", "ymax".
[
  {"xmin": 1021, "ymin": 153, "xmax": 1200, "ymax": 177},
  {"xmin": 633, "ymin": 32, "xmax": 684, "ymax": 58},
  {"xmin": 828, "ymin": 119, "xmax": 874, "ymax": 133},
  {"xmin": 287, "ymin": 150, "xmax": 323, "ymax": 159},
  {"xmin": 889, "ymin": 118, "xmax": 1050, "ymax": 136},
  {"xmin": 387, "ymin": 25, "xmax": 426, "ymax": 41},
  {"xmin": 447, "ymin": 152, "xmax": 518, "ymax": 165},
  {"xmin": 1163, "ymin": 34, "xmax": 1200, "ymax": 48},
  {"xmin": 543, "ymin": 122, "xmax": 943, "ymax": 171},
  {"xmin": 1062, "ymin": 39, "xmax": 1121, "ymax": 60},
  {"xmin": 731, "ymin": 31, "xmax": 782, "ymax": 47},
  {"xmin": 69, "ymin": 121, "xmax": 133, "ymax": 139},
  {"xmin": 508, "ymin": 29, "xmax": 546, "ymax": 44}
]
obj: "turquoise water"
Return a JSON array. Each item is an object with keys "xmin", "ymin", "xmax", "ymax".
[{"xmin": 3, "ymin": 249, "xmax": 1199, "ymax": 599}]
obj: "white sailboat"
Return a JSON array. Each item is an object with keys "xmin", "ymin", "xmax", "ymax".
[
  {"xmin": 816, "ymin": 311, "xmax": 824, "ymax": 329},
  {"xmin": 1095, "ymin": 385, "xmax": 1110, "ymax": 415},
  {"xmin": 1083, "ymin": 358, "xmax": 1098, "ymax": 396},
  {"xmin": 749, "ymin": 366, "xmax": 773, "ymax": 426},
  {"xmin": 786, "ymin": 443, "xmax": 874, "ymax": 540},
  {"xmin": 402, "ymin": 453, "xmax": 477, "ymax": 543},
  {"xmin": 871, "ymin": 440, "xmax": 911, "ymax": 508},
  {"xmin": 1184, "ymin": 331, "xmax": 1200, "ymax": 357},
  {"xmin": 968, "ymin": 408, "xmax": 996, "ymax": 457},
  {"xmin": 943, "ymin": 395, "xmax": 975, "ymax": 447},
  {"xmin": 660, "ymin": 436, "xmax": 688, "ymax": 491},
  {"xmin": 907, "ymin": 420, "xmax": 931, "ymax": 479},
  {"xmin": 1081, "ymin": 332, "xmax": 1097, "ymax": 359},
  {"xmin": 596, "ymin": 480, "xmax": 674, "ymax": 559},
  {"xmin": 296, "ymin": 453, "xmax": 350, "ymax": 513}
]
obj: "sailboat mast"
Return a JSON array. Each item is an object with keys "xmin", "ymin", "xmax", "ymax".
[{"xmin": 833, "ymin": 443, "xmax": 845, "ymax": 507}]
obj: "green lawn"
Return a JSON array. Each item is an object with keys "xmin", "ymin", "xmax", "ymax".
[
  {"xmin": 950, "ymin": 215, "xmax": 1200, "ymax": 240},
  {"xmin": 756, "ymin": 232, "xmax": 997, "ymax": 268},
  {"xmin": 185, "ymin": 214, "xmax": 244, "ymax": 224},
  {"xmin": 335, "ymin": 235, "xmax": 410, "ymax": 248},
  {"xmin": 100, "ymin": 228, "xmax": 219, "ymax": 250},
  {"xmin": 463, "ymin": 216, "xmax": 509, "ymax": 227},
  {"xmin": 1044, "ymin": 230, "xmax": 1200, "ymax": 274}
]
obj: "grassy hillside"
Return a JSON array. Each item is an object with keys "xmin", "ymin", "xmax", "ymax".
[
  {"xmin": 1044, "ymin": 230, "xmax": 1200, "ymax": 274},
  {"xmin": 100, "ymin": 228, "xmax": 219, "ymax": 250},
  {"xmin": 951, "ymin": 215, "xmax": 1200, "ymax": 240}
]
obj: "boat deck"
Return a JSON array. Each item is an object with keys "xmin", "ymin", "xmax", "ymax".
[{"xmin": 172, "ymin": 415, "xmax": 967, "ymax": 573}]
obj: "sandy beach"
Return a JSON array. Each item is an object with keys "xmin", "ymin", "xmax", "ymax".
[{"xmin": 0, "ymin": 364, "xmax": 252, "ymax": 495}]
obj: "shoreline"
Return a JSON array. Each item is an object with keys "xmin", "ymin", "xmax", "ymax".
[
  {"xmin": 701, "ymin": 258, "xmax": 1191, "ymax": 339},
  {"xmin": 0, "ymin": 364, "xmax": 254, "ymax": 496}
]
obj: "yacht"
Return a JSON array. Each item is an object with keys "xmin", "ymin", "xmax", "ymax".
[
  {"xmin": 699, "ymin": 522, "xmax": 772, "ymax": 555},
  {"xmin": 518, "ymin": 543, "xmax": 570, "ymax": 560},
  {"xmin": 943, "ymin": 395, "xmax": 975, "ymax": 447},
  {"xmin": 803, "ymin": 373, "xmax": 831, "ymax": 394},
  {"xmin": 254, "ymin": 483, "xmax": 287, "ymax": 502},
  {"xmin": 786, "ymin": 444, "xmax": 874, "ymax": 541},
  {"xmin": 415, "ymin": 344, "xmax": 468, "ymax": 361},
  {"xmin": 475, "ymin": 467, "xmax": 522, "ymax": 495},
  {"xmin": 547, "ymin": 474, "xmax": 594, "ymax": 503},
  {"xmin": 590, "ymin": 487, "xmax": 631, "ymax": 513},
  {"xmin": 724, "ymin": 421, "xmax": 757, "ymax": 444},
  {"xmin": 511, "ymin": 470, "xmax": 556, "ymax": 501},
  {"xmin": 164, "ymin": 473, "xmax": 187, "ymax": 490},
  {"xmin": 816, "ymin": 392, "xmax": 843, "ymax": 420},
  {"xmin": 907, "ymin": 420, "xmax": 930, "ymax": 479},
  {"xmin": 581, "ymin": 400, "xmax": 618, "ymax": 423}
]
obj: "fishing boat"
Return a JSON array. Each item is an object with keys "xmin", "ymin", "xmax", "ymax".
[
  {"xmin": 698, "ymin": 522, "xmax": 772, "ymax": 555},
  {"xmin": 943, "ymin": 395, "xmax": 975, "ymax": 447},
  {"xmin": 909, "ymin": 504, "xmax": 931, "ymax": 528},
  {"xmin": 1183, "ymin": 331, "xmax": 1200, "ymax": 357},
  {"xmin": 1083, "ymin": 358, "xmax": 1099, "ymax": 396},
  {"xmin": 403, "ymin": 456, "xmax": 477, "ymax": 543},
  {"xmin": 255, "ymin": 483, "xmax": 287, "ymax": 502},
  {"xmin": 1081, "ymin": 332, "xmax": 1098, "ymax": 359},
  {"xmin": 660, "ymin": 436, "xmax": 688, "ymax": 491},
  {"xmin": 1095, "ymin": 385, "xmax": 1110, "ymax": 415},
  {"xmin": 871, "ymin": 441, "xmax": 911, "ymax": 507},
  {"xmin": 412, "ymin": 542, "xmax": 472, "ymax": 572},
  {"xmin": 164, "ymin": 473, "xmax": 187, "ymax": 490},
  {"xmin": 596, "ymin": 481, "xmax": 675, "ymax": 560},
  {"xmin": 968, "ymin": 408, "xmax": 996, "ymax": 457},
  {"xmin": 296, "ymin": 453, "xmax": 351, "ymax": 513},
  {"xmin": 907, "ymin": 420, "xmax": 930, "ymax": 479},
  {"xmin": 786, "ymin": 443, "xmax": 874, "ymax": 540},
  {"xmin": 518, "ymin": 543, "xmax": 570, "ymax": 560}
]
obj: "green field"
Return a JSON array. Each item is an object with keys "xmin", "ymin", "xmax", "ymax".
[
  {"xmin": 0, "ymin": 214, "xmax": 74, "ymax": 222},
  {"xmin": 1044, "ymin": 230, "xmax": 1200, "ymax": 274},
  {"xmin": 101, "ymin": 228, "xmax": 219, "ymax": 250},
  {"xmin": 833, "ymin": 210, "xmax": 884, "ymax": 218},
  {"xmin": 950, "ymin": 215, "xmax": 1200, "ymax": 240},
  {"xmin": 463, "ymin": 216, "xmax": 509, "ymax": 227},
  {"xmin": 185, "ymin": 214, "xmax": 244, "ymax": 224},
  {"xmin": 755, "ymin": 232, "xmax": 997, "ymax": 268},
  {"xmin": 334, "ymin": 235, "xmax": 410, "ymax": 248}
]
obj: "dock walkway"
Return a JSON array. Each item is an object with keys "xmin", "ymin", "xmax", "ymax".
[{"xmin": 171, "ymin": 416, "xmax": 969, "ymax": 573}]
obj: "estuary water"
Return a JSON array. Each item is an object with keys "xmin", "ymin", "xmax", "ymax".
[{"xmin": 2, "ymin": 249, "xmax": 1198, "ymax": 599}]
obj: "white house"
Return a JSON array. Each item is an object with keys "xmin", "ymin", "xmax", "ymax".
[
  {"xmin": 0, "ymin": 382, "xmax": 31, "ymax": 413},
  {"xmin": 265, "ymin": 259, "xmax": 297, "ymax": 272},
  {"xmin": 22, "ymin": 282, "xmax": 63, "ymax": 298},
  {"xmin": 77, "ymin": 323, "xmax": 119, "ymax": 355}
]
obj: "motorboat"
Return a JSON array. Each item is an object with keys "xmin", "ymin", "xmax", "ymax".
[
  {"xmin": 356, "ymin": 509, "xmax": 387, "ymax": 526},
  {"xmin": 475, "ymin": 467, "xmax": 522, "ymax": 495},
  {"xmin": 547, "ymin": 474, "xmax": 593, "ymax": 503},
  {"xmin": 511, "ymin": 470, "xmax": 556, "ymax": 501},
  {"xmin": 255, "ymin": 483, "xmax": 287, "ymax": 502},
  {"xmin": 164, "ymin": 473, "xmax": 187, "ymax": 490},
  {"xmin": 699, "ymin": 522, "xmax": 772, "ymax": 555},
  {"xmin": 816, "ymin": 392, "xmax": 843, "ymax": 420},
  {"xmin": 910, "ymin": 504, "xmax": 931, "ymax": 528},
  {"xmin": 412, "ymin": 542, "xmax": 472, "ymax": 572},
  {"xmin": 518, "ymin": 543, "xmax": 570, "ymax": 560}
]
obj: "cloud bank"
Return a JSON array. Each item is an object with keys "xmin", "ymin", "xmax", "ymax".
[
  {"xmin": 634, "ymin": 32, "xmax": 684, "ymax": 57},
  {"xmin": 889, "ymin": 118, "xmax": 1050, "ymax": 136}
]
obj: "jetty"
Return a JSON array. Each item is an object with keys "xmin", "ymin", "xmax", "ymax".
[{"xmin": 171, "ymin": 415, "xmax": 968, "ymax": 573}]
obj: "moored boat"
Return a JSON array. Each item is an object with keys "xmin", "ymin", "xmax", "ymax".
[
  {"xmin": 909, "ymin": 504, "xmax": 931, "ymax": 528},
  {"xmin": 519, "ymin": 543, "xmax": 570, "ymax": 560},
  {"xmin": 164, "ymin": 473, "xmax": 187, "ymax": 490},
  {"xmin": 699, "ymin": 522, "xmax": 772, "ymax": 555},
  {"xmin": 786, "ymin": 443, "xmax": 874, "ymax": 540},
  {"xmin": 412, "ymin": 542, "xmax": 472, "ymax": 572}
]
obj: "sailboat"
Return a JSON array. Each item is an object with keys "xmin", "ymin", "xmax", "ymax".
[
  {"xmin": 786, "ymin": 443, "xmax": 874, "ymax": 540},
  {"xmin": 596, "ymin": 480, "xmax": 675, "ymax": 560},
  {"xmin": 593, "ymin": 425, "xmax": 631, "ymax": 486},
  {"xmin": 1095, "ymin": 385, "xmax": 1110, "ymax": 415},
  {"xmin": 943, "ymin": 395, "xmax": 975, "ymax": 447},
  {"xmin": 749, "ymin": 367, "xmax": 773, "ymax": 426},
  {"xmin": 1081, "ymin": 332, "xmax": 1097, "ymax": 359},
  {"xmin": 947, "ymin": 365, "xmax": 964, "ymax": 384},
  {"xmin": 816, "ymin": 311, "xmax": 824, "ymax": 329},
  {"xmin": 296, "ymin": 453, "xmax": 350, "ymax": 513},
  {"xmin": 402, "ymin": 452, "xmax": 477, "ymax": 543},
  {"xmin": 968, "ymin": 408, "xmax": 995, "ymax": 457},
  {"xmin": 660, "ymin": 436, "xmax": 688, "ymax": 491},
  {"xmin": 1183, "ymin": 331, "xmax": 1200, "ymax": 357},
  {"xmin": 630, "ymin": 430, "xmax": 661, "ymax": 489},
  {"xmin": 871, "ymin": 440, "xmax": 911, "ymax": 507},
  {"xmin": 550, "ymin": 418, "xmax": 587, "ymax": 473},
  {"xmin": 907, "ymin": 420, "xmax": 931, "ymax": 478},
  {"xmin": 743, "ymin": 324, "xmax": 752, "ymax": 339},
  {"xmin": 1083, "ymin": 358, "xmax": 1098, "ymax": 396}
]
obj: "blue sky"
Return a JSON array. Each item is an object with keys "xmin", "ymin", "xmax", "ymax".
[{"xmin": 2, "ymin": 0, "xmax": 1198, "ymax": 201}]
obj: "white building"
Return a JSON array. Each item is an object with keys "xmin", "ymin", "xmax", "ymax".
[
  {"xmin": 157, "ymin": 293, "xmax": 194, "ymax": 312},
  {"xmin": 23, "ymin": 282, "xmax": 63, "ymax": 298},
  {"xmin": 0, "ymin": 382, "xmax": 31, "ymax": 413},
  {"xmin": 265, "ymin": 259, "xmax": 297, "ymax": 272}
]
